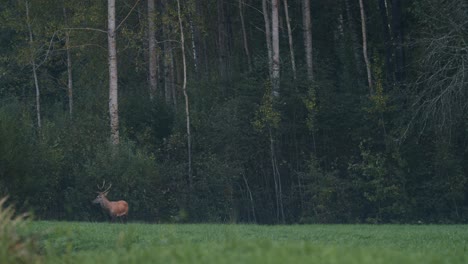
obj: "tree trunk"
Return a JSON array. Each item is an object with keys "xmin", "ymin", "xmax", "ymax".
[
  {"xmin": 358, "ymin": 0, "xmax": 373, "ymax": 93},
  {"xmin": 271, "ymin": 0, "xmax": 280, "ymax": 97},
  {"xmin": 302, "ymin": 0, "xmax": 313, "ymax": 81},
  {"xmin": 378, "ymin": 0, "xmax": 393, "ymax": 82},
  {"xmin": 239, "ymin": 0, "xmax": 252, "ymax": 72},
  {"xmin": 392, "ymin": 0, "xmax": 405, "ymax": 83},
  {"xmin": 189, "ymin": 14, "xmax": 199, "ymax": 75},
  {"xmin": 108, "ymin": 0, "xmax": 119, "ymax": 145},
  {"xmin": 163, "ymin": 32, "xmax": 173, "ymax": 105},
  {"xmin": 177, "ymin": 0, "xmax": 193, "ymax": 188},
  {"xmin": 283, "ymin": 0, "xmax": 296, "ymax": 80},
  {"xmin": 269, "ymin": 127, "xmax": 285, "ymax": 223},
  {"xmin": 63, "ymin": 7, "xmax": 73, "ymax": 118},
  {"xmin": 344, "ymin": 0, "xmax": 363, "ymax": 78},
  {"xmin": 262, "ymin": 0, "xmax": 273, "ymax": 77},
  {"xmin": 242, "ymin": 171, "xmax": 256, "ymax": 223},
  {"xmin": 25, "ymin": 1, "xmax": 41, "ymax": 129},
  {"xmin": 148, "ymin": 0, "xmax": 158, "ymax": 99},
  {"xmin": 217, "ymin": 0, "xmax": 228, "ymax": 91}
]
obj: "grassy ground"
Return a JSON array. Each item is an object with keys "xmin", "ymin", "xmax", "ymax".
[{"xmin": 19, "ymin": 221, "xmax": 468, "ymax": 263}]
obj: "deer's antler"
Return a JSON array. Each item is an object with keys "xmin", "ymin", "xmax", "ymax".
[
  {"xmin": 103, "ymin": 183, "xmax": 112, "ymax": 194},
  {"xmin": 97, "ymin": 180, "xmax": 106, "ymax": 190}
]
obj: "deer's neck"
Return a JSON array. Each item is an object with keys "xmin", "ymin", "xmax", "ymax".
[{"xmin": 100, "ymin": 197, "xmax": 112, "ymax": 211}]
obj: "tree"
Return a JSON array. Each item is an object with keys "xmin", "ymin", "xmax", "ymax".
[
  {"xmin": 148, "ymin": 0, "xmax": 158, "ymax": 99},
  {"xmin": 262, "ymin": 0, "xmax": 273, "ymax": 77},
  {"xmin": 283, "ymin": 0, "xmax": 296, "ymax": 80},
  {"xmin": 378, "ymin": 0, "xmax": 393, "ymax": 82},
  {"xmin": 358, "ymin": 0, "xmax": 373, "ymax": 93},
  {"xmin": 63, "ymin": 7, "xmax": 73, "ymax": 118},
  {"xmin": 177, "ymin": 0, "xmax": 193, "ymax": 188},
  {"xmin": 217, "ymin": 0, "xmax": 228, "ymax": 91},
  {"xmin": 108, "ymin": 0, "xmax": 119, "ymax": 145},
  {"xmin": 391, "ymin": 0, "xmax": 405, "ymax": 83},
  {"xmin": 271, "ymin": 0, "xmax": 280, "ymax": 97},
  {"xmin": 239, "ymin": 0, "xmax": 252, "ymax": 72},
  {"xmin": 302, "ymin": 0, "xmax": 313, "ymax": 81},
  {"xmin": 25, "ymin": 0, "xmax": 41, "ymax": 129}
]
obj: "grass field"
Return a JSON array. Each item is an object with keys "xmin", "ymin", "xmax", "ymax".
[{"xmin": 16, "ymin": 221, "xmax": 468, "ymax": 263}]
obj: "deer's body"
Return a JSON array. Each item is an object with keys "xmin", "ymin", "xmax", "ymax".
[
  {"xmin": 94, "ymin": 196, "xmax": 128, "ymax": 218},
  {"xmin": 93, "ymin": 181, "xmax": 128, "ymax": 222}
]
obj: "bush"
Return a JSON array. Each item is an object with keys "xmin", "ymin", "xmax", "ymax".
[{"xmin": 0, "ymin": 196, "xmax": 40, "ymax": 263}]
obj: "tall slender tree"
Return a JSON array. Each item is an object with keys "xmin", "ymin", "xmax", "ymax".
[
  {"xmin": 25, "ymin": 1, "xmax": 41, "ymax": 129},
  {"xmin": 392, "ymin": 0, "xmax": 405, "ymax": 83},
  {"xmin": 378, "ymin": 0, "xmax": 393, "ymax": 82},
  {"xmin": 217, "ymin": 0, "xmax": 228, "ymax": 90},
  {"xmin": 148, "ymin": 0, "xmax": 158, "ymax": 99},
  {"xmin": 271, "ymin": 0, "xmax": 280, "ymax": 97},
  {"xmin": 177, "ymin": 0, "xmax": 193, "ymax": 188},
  {"xmin": 62, "ymin": 5, "xmax": 74, "ymax": 118},
  {"xmin": 108, "ymin": 0, "xmax": 119, "ymax": 145},
  {"xmin": 358, "ymin": 0, "xmax": 373, "ymax": 93},
  {"xmin": 302, "ymin": 0, "xmax": 313, "ymax": 81},
  {"xmin": 283, "ymin": 0, "xmax": 296, "ymax": 80},
  {"xmin": 262, "ymin": 0, "xmax": 273, "ymax": 77},
  {"xmin": 239, "ymin": 0, "xmax": 252, "ymax": 72}
]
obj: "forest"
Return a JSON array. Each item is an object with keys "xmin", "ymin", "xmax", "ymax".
[{"xmin": 0, "ymin": 0, "xmax": 467, "ymax": 224}]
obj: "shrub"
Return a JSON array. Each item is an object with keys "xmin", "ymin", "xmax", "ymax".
[{"xmin": 0, "ymin": 196, "xmax": 40, "ymax": 263}]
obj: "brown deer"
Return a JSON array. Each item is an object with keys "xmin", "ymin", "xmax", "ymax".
[{"xmin": 92, "ymin": 181, "xmax": 128, "ymax": 223}]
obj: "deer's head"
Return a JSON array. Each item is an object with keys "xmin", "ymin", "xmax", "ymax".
[{"xmin": 93, "ymin": 180, "xmax": 112, "ymax": 204}]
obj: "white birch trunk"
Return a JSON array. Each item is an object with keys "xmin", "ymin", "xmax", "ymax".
[
  {"xmin": 358, "ymin": 0, "xmax": 373, "ymax": 93},
  {"xmin": 283, "ymin": 0, "xmax": 296, "ymax": 80},
  {"xmin": 25, "ymin": 1, "xmax": 41, "ymax": 129},
  {"xmin": 239, "ymin": 0, "xmax": 252, "ymax": 72},
  {"xmin": 108, "ymin": 0, "xmax": 119, "ymax": 145},
  {"xmin": 271, "ymin": 0, "xmax": 280, "ymax": 97},
  {"xmin": 177, "ymin": 0, "xmax": 193, "ymax": 187},
  {"xmin": 189, "ymin": 16, "xmax": 198, "ymax": 74},
  {"xmin": 262, "ymin": 0, "xmax": 273, "ymax": 78}
]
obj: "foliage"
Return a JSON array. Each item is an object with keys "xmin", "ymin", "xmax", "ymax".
[
  {"xmin": 348, "ymin": 141, "xmax": 408, "ymax": 223},
  {"xmin": 0, "ymin": 0, "xmax": 468, "ymax": 224},
  {"xmin": 253, "ymin": 81, "xmax": 281, "ymax": 131},
  {"xmin": 0, "ymin": 197, "xmax": 40, "ymax": 264}
]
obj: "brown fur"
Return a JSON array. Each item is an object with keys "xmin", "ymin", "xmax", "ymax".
[{"xmin": 93, "ymin": 192, "xmax": 128, "ymax": 221}]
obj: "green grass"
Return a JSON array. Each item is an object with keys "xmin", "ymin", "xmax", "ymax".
[{"xmin": 21, "ymin": 221, "xmax": 468, "ymax": 263}]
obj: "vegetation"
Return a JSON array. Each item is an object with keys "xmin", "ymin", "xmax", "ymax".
[
  {"xmin": 1, "ymin": 0, "xmax": 467, "ymax": 224},
  {"xmin": 11, "ymin": 221, "xmax": 468, "ymax": 264},
  {"xmin": 0, "ymin": 197, "xmax": 40, "ymax": 263}
]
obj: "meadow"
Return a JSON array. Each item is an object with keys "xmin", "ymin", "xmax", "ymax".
[{"xmin": 14, "ymin": 221, "xmax": 468, "ymax": 263}]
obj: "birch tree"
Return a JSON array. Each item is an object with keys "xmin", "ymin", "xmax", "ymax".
[
  {"xmin": 358, "ymin": 0, "xmax": 373, "ymax": 93},
  {"xmin": 239, "ymin": 0, "xmax": 252, "ymax": 72},
  {"xmin": 262, "ymin": 0, "xmax": 273, "ymax": 77},
  {"xmin": 25, "ymin": 0, "xmax": 41, "ymax": 129},
  {"xmin": 271, "ymin": 0, "xmax": 280, "ymax": 97},
  {"xmin": 108, "ymin": 0, "xmax": 119, "ymax": 145},
  {"xmin": 177, "ymin": 0, "xmax": 193, "ymax": 188},
  {"xmin": 283, "ymin": 0, "xmax": 296, "ymax": 80}
]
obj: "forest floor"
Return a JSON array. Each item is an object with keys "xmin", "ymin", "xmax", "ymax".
[{"xmin": 17, "ymin": 221, "xmax": 468, "ymax": 263}]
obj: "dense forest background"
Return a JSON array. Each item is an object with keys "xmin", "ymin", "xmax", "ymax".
[{"xmin": 0, "ymin": 0, "xmax": 467, "ymax": 224}]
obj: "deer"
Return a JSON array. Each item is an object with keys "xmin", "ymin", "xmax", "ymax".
[{"xmin": 92, "ymin": 181, "xmax": 128, "ymax": 223}]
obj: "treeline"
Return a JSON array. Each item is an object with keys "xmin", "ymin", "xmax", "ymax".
[{"xmin": 0, "ymin": 0, "xmax": 467, "ymax": 224}]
